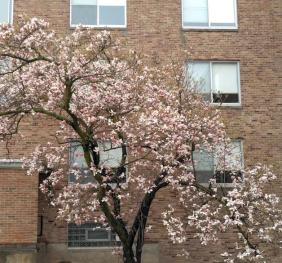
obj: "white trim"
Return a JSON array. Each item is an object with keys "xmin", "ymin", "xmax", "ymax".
[
  {"xmin": 9, "ymin": 0, "xmax": 14, "ymax": 24},
  {"xmin": 69, "ymin": 0, "xmax": 127, "ymax": 29},
  {"xmin": 182, "ymin": 0, "xmax": 238, "ymax": 30}
]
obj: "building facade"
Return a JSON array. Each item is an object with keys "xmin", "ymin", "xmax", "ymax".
[{"xmin": 0, "ymin": 0, "xmax": 281, "ymax": 262}]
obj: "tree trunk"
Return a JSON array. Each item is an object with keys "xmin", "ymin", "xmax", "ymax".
[{"xmin": 123, "ymin": 246, "xmax": 136, "ymax": 263}]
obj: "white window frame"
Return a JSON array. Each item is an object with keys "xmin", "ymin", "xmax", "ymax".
[
  {"xmin": 181, "ymin": 0, "xmax": 238, "ymax": 30},
  {"xmin": 70, "ymin": 0, "xmax": 127, "ymax": 28},
  {"xmin": 198, "ymin": 140, "xmax": 244, "ymax": 188},
  {"xmin": 0, "ymin": 0, "xmax": 13, "ymax": 24},
  {"xmin": 189, "ymin": 61, "xmax": 241, "ymax": 106}
]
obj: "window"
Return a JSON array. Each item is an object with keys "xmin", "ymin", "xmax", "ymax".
[
  {"xmin": 70, "ymin": 0, "xmax": 126, "ymax": 28},
  {"xmin": 0, "ymin": 159, "xmax": 22, "ymax": 168},
  {"xmin": 188, "ymin": 61, "xmax": 240, "ymax": 105},
  {"xmin": 68, "ymin": 143, "xmax": 124, "ymax": 248},
  {"xmin": 69, "ymin": 141, "xmax": 126, "ymax": 183},
  {"xmin": 193, "ymin": 141, "xmax": 243, "ymax": 185},
  {"xmin": 182, "ymin": 0, "xmax": 237, "ymax": 29},
  {"xmin": 0, "ymin": 0, "xmax": 13, "ymax": 24},
  {"xmin": 68, "ymin": 223, "xmax": 120, "ymax": 247}
]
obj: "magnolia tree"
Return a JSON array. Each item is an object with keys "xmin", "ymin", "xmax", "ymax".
[{"xmin": 0, "ymin": 18, "xmax": 281, "ymax": 263}]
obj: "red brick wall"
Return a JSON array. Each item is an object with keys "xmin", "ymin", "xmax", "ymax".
[{"xmin": 0, "ymin": 169, "xmax": 37, "ymax": 244}]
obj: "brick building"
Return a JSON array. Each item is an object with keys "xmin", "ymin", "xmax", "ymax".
[{"xmin": 0, "ymin": 0, "xmax": 281, "ymax": 262}]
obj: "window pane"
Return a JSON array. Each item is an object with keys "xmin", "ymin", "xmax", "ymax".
[
  {"xmin": 226, "ymin": 141, "xmax": 243, "ymax": 169},
  {"xmin": 71, "ymin": 5, "xmax": 97, "ymax": 25},
  {"xmin": 209, "ymin": 0, "xmax": 236, "ymax": 27},
  {"xmin": 215, "ymin": 141, "xmax": 243, "ymax": 183},
  {"xmin": 193, "ymin": 149, "xmax": 214, "ymax": 171},
  {"xmin": 189, "ymin": 62, "xmax": 211, "ymax": 101},
  {"xmin": 183, "ymin": 0, "xmax": 208, "ymax": 27},
  {"xmin": 69, "ymin": 143, "xmax": 94, "ymax": 183},
  {"xmin": 99, "ymin": 142, "xmax": 123, "ymax": 168},
  {"xmin": 0, "ymin": 0, "xmax": 10, "ymax": 23},
  {"xmin": 215, "ymin": 141, "xmax": 243, "ymax": 170},
  {"xmin": 99, "ymin": 6, "xmax": 125, "ymax": 26},
  {"xmin": 70, "ymin": 143, "xmax": 88, "ymax": 169},
  {"xmin": 193, "ymin": 149, "xmax": 214, "ymax": 183},
  {"xmin": 87, "ymin": 228, "xmax": 109, "ymax": 241},
  {"xmin": 212, "ymin": 63, "xmax": 239, "ymax": 103}
]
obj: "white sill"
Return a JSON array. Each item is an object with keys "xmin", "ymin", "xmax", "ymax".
[
  {"xmin": 200, "ymin": 183, "xmax": 235, "ymax": 188},
  {"xmin": 211, "ymin": 102, "xmax": 242, "ymax": 107},
  {"xmin": 70, "ymin": 24, "xmax": 127, "ymax": 30},
  {"xmin": 182, "ymin": 26, "xmax": 238, "ymax": 31}
]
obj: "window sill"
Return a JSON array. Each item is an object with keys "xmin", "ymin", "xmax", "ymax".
[
  {"xmin": 211, "ymin": 103, "xmax": 242, "ymax": 109},
  {"xmin": 200, "ymin": 183, "xmax": 235, "ymax": 188},
  {"xmin": 182, "ymin": 27, "xmax": 238, "ymax": 32},
  {"xmin": 70, "ymin": 25, "xmax": 127, "ymax": 30}
]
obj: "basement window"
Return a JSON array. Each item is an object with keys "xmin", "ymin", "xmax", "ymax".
[{"xmin": 68, "ymin": 223, "xmax": 120, "ymax": 248}]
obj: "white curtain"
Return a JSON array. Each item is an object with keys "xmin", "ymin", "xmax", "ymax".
[
  {"xmin": 212, "ymin": 63, "xmax": 238, "ymax": 94},
  {"xmin": 209, "ymin": 0, "xmax": 236, "ymax": 26}
]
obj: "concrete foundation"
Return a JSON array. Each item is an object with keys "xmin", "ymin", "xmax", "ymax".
[{"xmin": 0, "ymin": 244, "xmax": 159, "ymax": 263}]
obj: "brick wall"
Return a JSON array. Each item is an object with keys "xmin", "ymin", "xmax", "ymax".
[
  {"xmin": 0, "ymin": 169, "xmax": 37, "ymax": 244},
  {"xmin": 0, "ymin": 0, "xmax": 280, "ymax": 262}
]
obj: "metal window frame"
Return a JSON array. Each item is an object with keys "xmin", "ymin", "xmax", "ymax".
[
  {"xmin": 70, "ymin": 0, "xmax": 127, "ymax": 28},
  {"xmin": 182, "ymin": 0, "xmax": 238, "ymax": 30}
]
